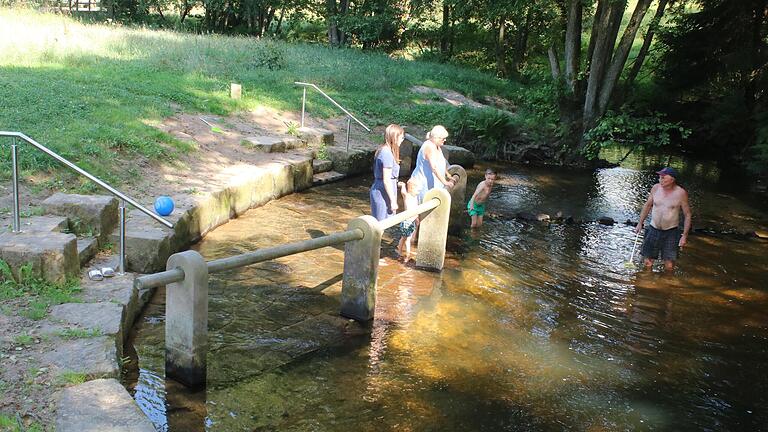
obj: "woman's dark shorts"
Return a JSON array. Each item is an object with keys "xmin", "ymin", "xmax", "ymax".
[{"xmin": 641, "ymin": 225, "xmax": 680, "ymax": 260}]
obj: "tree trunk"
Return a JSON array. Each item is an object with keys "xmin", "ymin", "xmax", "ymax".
[
  {"xmin": 495, "ymin": 19, "xmax": 508, "ymax": 77},
  {"xmin": 440, "ymin": 2, "xmax": 451, "ymax": 57},
  {"xmin": 585, "ymin": 0, "xmax": 605, "ymax": 77},
  {"xmin": 327, "ymin": 0, "xmax": 339, "ymax": 46},
  {"xmin": 625, "ymin": 0, "xmax": 669, "ymax": 89},
  {"xmin": 582, "ymin": 0, "xmax": 625, "ymax": 130},
  {"xmin": 548, "ymin": 45, "xmax": 561, "ymax": 79},
  {"xmin": 597, "ymin": 0, "xmax": 653, "ymax": 116},
  {"xmin": 564, "ymin": 0, "xmax": 582, "ymax": 94},
  {"xmin": 511, "ymin": 5, "xmax": 533, "ymax": 72},
  {"xmin": 338, "ymin": 0, "xmax": 349, "ymax": 45}
]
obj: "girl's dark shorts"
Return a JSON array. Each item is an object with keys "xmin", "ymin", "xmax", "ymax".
[{"xmin": 641, "ymin": 225, "xmax": 680, "ymax": 260}]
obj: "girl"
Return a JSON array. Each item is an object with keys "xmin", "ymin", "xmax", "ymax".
[
  {"xmin": 370, "ymin": 124, "xmax": 404, "ymax": 221},
  {"xmin": 397, "ymin": 178, "xmax": 420, "ymax": 263}
]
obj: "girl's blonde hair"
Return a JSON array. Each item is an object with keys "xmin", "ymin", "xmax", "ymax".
[
  {"xmin": 380, "ymin": 123, "xmax": 404, "ymax": 162},
  {"xmin": 425, "ymin": 125, "xmax": 449, "ymax": 141},
  {"xmin": 406, "ymin": 178, "xmax": 419, "ymax": 195}
]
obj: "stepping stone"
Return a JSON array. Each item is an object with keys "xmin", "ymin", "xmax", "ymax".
[
  {"xmin": 77, "ymin": 236, "xmax": 99, "ymax": 266},
  {"xmin": 50, "ymin": 302, "xmax": 124, "ymax": 337},
  {"xmin": 242, "ymin": 136, "xmax": 303, "ymax": 153},
  {"xmin": 441, "ymin": 144, "xmax": 475, "ymax": 168},
  {"xmin": 56, "ymin": 378, "xmax": 155, "ymax": 432},
  {"xmin": 313, "ymin": 171, "xmax": 346, "ymax": 186},
  {"xmin": 312, "ymin": 159, "xmax": 333, "ymax": 174},
  {"xmin": 42, "ymin": 193, "xmax": 118, "ymax": 244},
  {"xmin": 16, "ymin": 215, "xmax": 69, "ymax": 233},
  {"xmin": 42, "ymin": 336, "xmax": 118, "ymax": 378},
  {"xmin": 299, "ymin": 126, "xmax": 335, "ymax": 146},
  {"xmin": 0, "ymin": 230, "xmax": 78, "ymax": 283},
  {"xmin": 109, "ymin": 216, "xmax": 173, "ymax": 274},
  {"xmin": 327, "ymin": 147, "xmax": 375, "ymax": 175}
]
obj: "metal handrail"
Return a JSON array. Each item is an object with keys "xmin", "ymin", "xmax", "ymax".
[
  {"xmin": 1, "ymin": 131, "xmax": 174, "ymax": 274},
  {"xmin": 295, "ymin": 82, "xmax": 371, "ymax": 152},
  {"xmin": 135, "ymin": 227, "xmax": 364, "ymax": 290}
]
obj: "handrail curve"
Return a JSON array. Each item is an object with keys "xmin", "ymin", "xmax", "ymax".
[
  {"xmin": 1, "ymin": 131, "xmax": 173, "ymax": 228},
  {"xmin": 294, "ymin": 82, "xmax": 370, "ymax": 132}
]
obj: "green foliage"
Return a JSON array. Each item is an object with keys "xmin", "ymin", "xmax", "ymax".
[
  {"xmin": 0, "ymin": 259, "xmax": 81, "ymax": 320},
  {"xmin": 583, "ymin": 110, "xmax": 691, "ymax": 160},
  {"xmin": 447, "ymin": 107, "xmax": 517, "ymax": 159},
  {"xmin": 14, "ymin": 333, "xmax": 33, "ymax": 345},
  {"xmin": 57, "ymin": 371, "xmax": 87, "ymax": 385},
  {"xmin": 56, "ymin": 328, "xmax": 103, "ymax": 339}
]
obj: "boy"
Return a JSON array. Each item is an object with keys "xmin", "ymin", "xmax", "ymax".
[
  {"xmin": 397, "ymin": 178, "xmax": 420, "ymax": 263},
  {"xmin": 468, "ymin": 169, "xmax": 497, "ymax": 228}
]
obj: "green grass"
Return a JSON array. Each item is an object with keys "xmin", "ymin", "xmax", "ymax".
[
  {"xmin": 56, "ymin": 328, "xmax": 102, "ymax": 339},
  {"xmin": 56, "ymin": 371, "xmax": 87, "ymax": 386},
  {"xmin": 0, "ymin": 8, "xmax": 523, "ymax": 186},
  {"xmin": 0, "ymin": 260, "xmax": 81, "ymax": 320},
  {"xmin": 13, "ymin": 334, "xmax": 33, "ymax": 345},
  {"xmin": 0, "ymin": 413, "xmax": 44, "ymax": 432}
]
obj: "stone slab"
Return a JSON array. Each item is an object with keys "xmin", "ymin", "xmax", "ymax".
[
  {"xmin": 42, "ymin": 193, "xmax": 118, "ymax": 243},
  {"xmin": 110, "ymin": 217, "xmax": 173, "ymax": 274},
  {"xmin": 16, "ymin": 215, "xmax": 69, "ymax": 233},
  {"xmin": 77, "ymin": 236, "xmax": 99, "ymax": 266},
  {"xmin": 327, "ymin": 147, "xmax": 375, "ymax": 175},
  {"xmin": 313, "ymin": 171, "xmax": 346, "ymax": 186},
  {"xmin": 299, "ymin": 127, "xmax": 335, "ymax": 146},
  {"xmin": 50, "ymin": 302, "xmax": 124, "ymax": 337},
  {"xmin": 0, "ymin": 230, "xmax": 78, "ymax": 283},
  {"xmin": 42, "ymin": 336, "xmax": 118, "ymax": 377},
  {"xmin": 441, "ymin": 144, "xmax": 475, "ymax": 168},
  {"xmin": 56, "ymin": 378, "xmax": 155, "ymax": 432},
  {"xmin": 312, "ymin": 159, "xmax": 333, "ymax": 173},
  {"xmin": 243, "ymin": 135, "xmax": 288, "ymax": 153}
]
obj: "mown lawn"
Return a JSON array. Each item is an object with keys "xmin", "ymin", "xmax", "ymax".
[{"xmin": 0, "ymin": 8, "xmax": 519, "ymax": 188}]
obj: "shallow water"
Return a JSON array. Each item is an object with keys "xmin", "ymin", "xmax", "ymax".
[{"xmin": 127, "ymin": 161, "xmax": 768, "ymax": 431}]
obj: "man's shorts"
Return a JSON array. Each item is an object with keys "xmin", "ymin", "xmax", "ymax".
[
  {"xmin": 468, "ymin": 201, "xmax": 486, "ymax": 217},
  {"xmin": 641, "ymin": 226, "xmax": 680, "ymax": 261}
]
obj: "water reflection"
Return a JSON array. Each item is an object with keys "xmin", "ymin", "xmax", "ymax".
[{"xmin": 128, "ymin": 163, "xmax": 768, "ymax": 431}]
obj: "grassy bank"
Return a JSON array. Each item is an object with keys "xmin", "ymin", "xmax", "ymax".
[{"xmin": 0, "ymin": 8, "xmax": 527, "ymax": 189}]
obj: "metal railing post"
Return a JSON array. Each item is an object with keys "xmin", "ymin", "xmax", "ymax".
[
  {"xmin": 345, "ymin": 117, "xmax": 351, "ymax": 152},
  {"xmin": 341, "ymin": 215, "xmax": 382, "ymax": 321},
  {"xmin": 11, "ymin": 138, "xmax": 20, "ymax": 233},
  {"xmin": 165, "ymin": 250, "xmax": 208, "ymax": 388},
  {"xmin": 301, "ymin": 87, "xmax": 306, "ymax": 128},
  {"xmin": 415, "ymin": 188, "xmax": 451, "ymax": 271},
  {"xmin": 118, "ymin": 200, "xmax": 126, "ymax": 274}
]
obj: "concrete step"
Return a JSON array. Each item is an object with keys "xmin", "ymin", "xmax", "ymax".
[
  {"xmin": 312, "ymin": 159, "xmax": 333, "ymax": 174},
  {"xmin": 0, "ymin": 230, "xmax": 78, "ymax": 283},
  {"xmin": 77, "ymin": 236, "xmax": 99, "ymax": 266},
  {"xmin": 42, "ymin": 193, "xmax": 118, "ymax": 244},
  {"xmin": 312, "ymin": 171, "xmax": 346, "ymax": 186},
  {"xmin": 242, "ymin": 135, "xmax": 305, "ymax": 153},
  {"xmin": 299, "ymin": 126, "xmax": 335, "ymax": 147}
]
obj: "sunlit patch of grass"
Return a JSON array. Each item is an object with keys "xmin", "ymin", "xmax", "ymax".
[
  {"xmin": 0, "ymin": 260, "xmax": 81, "ymax": 320},
  {"xmin": 57, "ymin": 371, "xmax": 87, "ymax": 386}
]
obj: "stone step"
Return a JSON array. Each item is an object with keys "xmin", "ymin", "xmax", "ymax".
[
  {"xmin": 312, "ymin": 171, "xmax": 346, "ymax": 186},
  {"xmin": 312, "ymin": 159, "xmax": 333, "ymax": 174},
  {"xmin": 0, "ymin": 230, "xmax": 78, "ymax": 283},
  {"xmin": 242, "ymin": 135, "xmax": 305, "ymax": 153},
  {"xmin": 299, "ymin": 126, "xmax": 335, "ymax": 147},
  {"xmin": 42, "ymin": 193, "xmax": 118, "ymax": 244},
  {"xmin": 77, "ymin": 236, "xmax": 99, "ymax": 266},
  {"xmin": 16, "ymin": 215, "xmax": 69, "ymax": 233},
  {"xmin": 56, "ymin": 379, "xmax": 155, "ymax": 432}
]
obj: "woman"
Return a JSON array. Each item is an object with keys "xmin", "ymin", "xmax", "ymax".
[
  {"xmin": 409, "ymin": 125, "xmax": 455, "ymax": 202},
  {"xmin": 370, "ymin": 124, "xmax": 405, "ymax": 221}
]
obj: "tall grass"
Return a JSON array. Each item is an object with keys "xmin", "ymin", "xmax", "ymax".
[{"xmin": 0, "ymin": 8, "xmax": 520, "ymax": 186}]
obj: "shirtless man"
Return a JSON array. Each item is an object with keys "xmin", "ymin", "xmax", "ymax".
[
  {"xmin": 635, "ymin": 167, "xmax": 692, "ymax": 271},
  {"xmin": 468, "ymin": 169, "xmax": 497, "ymax": 228}
]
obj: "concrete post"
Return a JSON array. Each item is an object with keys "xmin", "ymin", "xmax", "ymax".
[
  {"xmin": 448, "ymin": 165, "xmax": 467, "ymax": 232},
  {"xmin": 165, "ymin": 250, "xmax": 208, "ymax": 388},
  {"xmin": 341, "ymin": 216, "xmax": 382, "ymax": 321},
  {"xmin": 416, "ymin": 188, "xmax": 451, "ymax": 271}
]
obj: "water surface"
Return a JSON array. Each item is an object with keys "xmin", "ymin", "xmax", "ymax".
[{"xmin": 127, "ymin": 161, "xmax": 768, "ymax": 431}]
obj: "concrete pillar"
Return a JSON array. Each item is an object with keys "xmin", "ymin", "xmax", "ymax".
[
  {"xmin": 448, "ymin": 164, "xmax": 467, "ymax": 232},
  {"xmin": 165, "ymin": 250, "xmax": 208, "ymax": 388},
  {"xmin": 341, "ymin": 216, "xmax": 382, "ymax": 321},
  {"xmin": 416, "ymin": 188, "xmax": 451, "ymax": 271}
]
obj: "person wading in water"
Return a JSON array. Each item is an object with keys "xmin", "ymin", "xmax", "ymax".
[{"xmin": 635, "ymin": 167, "xmax": 692, "ymax": 271}]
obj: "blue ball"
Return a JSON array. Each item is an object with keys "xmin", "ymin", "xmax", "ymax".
[{"xmin": 154, "ymin": 196, "xmax": 174, "ymax": 216}]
